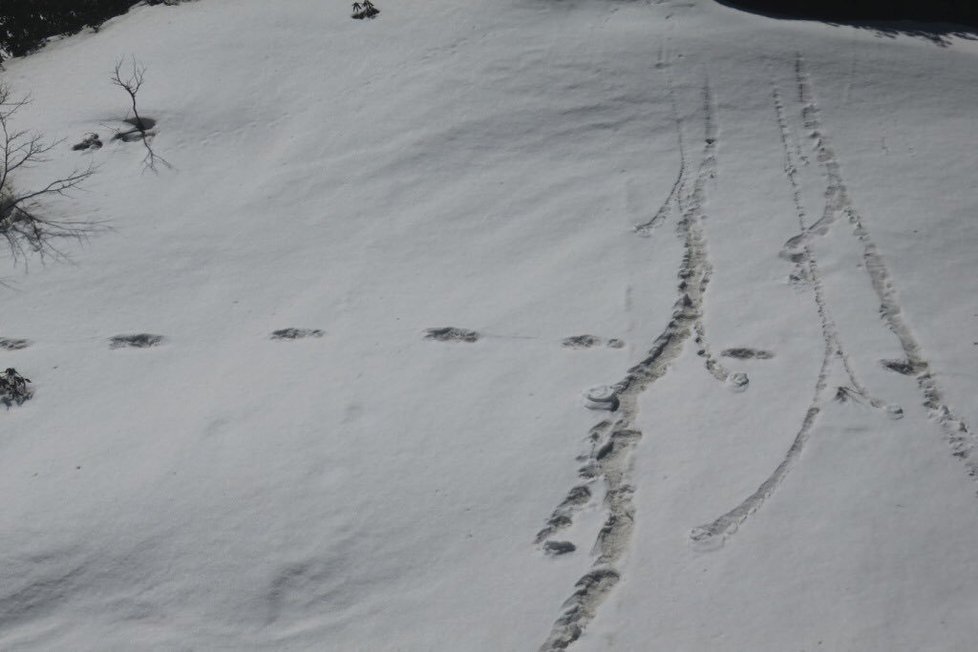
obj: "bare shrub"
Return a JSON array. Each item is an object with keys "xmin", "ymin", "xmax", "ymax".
[
  {"xmin": 111, "ymin": 56, "xmax": 170, "ymax": 172},
  {"xmin": 0, "ymin": 83, "xmax": 97, "ymax": 263}
]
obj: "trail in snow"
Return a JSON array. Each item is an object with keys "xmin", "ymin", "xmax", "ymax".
[
  {"xmin": 5, "ymin": 1, "xmax": 978, "ymax": 649},
  {"xmin": 537, "ymin": 78, "xmax": 722, "ymax": 651},
  {"xmin": 791, "ymin": 56, "xmax": 974, "ymax": 475},
  {"xmin": 689, "ymin": 53, "xmax": 972, "ymax": 549},
  {"xmin": 633, "ymin": 76, "xmax": 686, "ymax": 238}
]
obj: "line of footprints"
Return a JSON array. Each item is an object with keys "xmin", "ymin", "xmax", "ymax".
[{"xmin": 2, "ymin": 327, "xmax": 780, "ymax": 410}]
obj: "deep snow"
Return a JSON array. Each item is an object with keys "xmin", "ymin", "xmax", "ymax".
[{"xmin": 1, "ymin": 0, "xmax": 977, "ymax": 650}]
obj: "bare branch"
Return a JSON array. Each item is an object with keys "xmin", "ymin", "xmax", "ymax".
[
  {"xmin": 11, "ymin": 165, "xmax": 95, "ymax": 204},
  {"xmin": 110, "ymin": 56, "xmax": 170, "ymax": 173},
  {"xmin": 140, "ymin": 137, "xmax": 172, "ymax": 174},
  {"xmin": 0, "ymin": 82, "xmax": 100, "ymax": 266},
  {"xmin": 111, "ymin": 56, "xmax": 147, "ymax": 132},
  {"xmin": 0, "ymin": 85, "xmax": 30, "ymax": 116}
]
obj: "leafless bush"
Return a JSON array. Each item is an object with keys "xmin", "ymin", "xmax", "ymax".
[
  {"xmin": 111, "ymin": 56, "xmax": 170, "ymax": 172},
  {"xmin": 0, "ymin": 84, "xmax": 97, "ymax": 263},
  {"xmin": 111, "ymin": 56, "xmax": 148, "ymax": 132}
]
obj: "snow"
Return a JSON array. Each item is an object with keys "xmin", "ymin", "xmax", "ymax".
[{"xmin": 1, "ymin": 0, "xmax": 977, "ymax": 649}]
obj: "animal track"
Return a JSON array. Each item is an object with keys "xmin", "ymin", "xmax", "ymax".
[
  {"xmin": 880, "ymin": 359, "xmax": 917, "ymax": 375},
  {"xmin": 536, "ymin": 485, "xmax": 594, "ymax": 543},
  {"xmin": 690, "ymin": 57, "xmax": 961, "ymax": 549},
  {"xmin": 721, "ymin": 347, "xmax": 774, "ymax": 360},
  {"xmin": 108, "ymin": 333, "xmax": 164, "ymax": 349},
  {"xmin": 540, "ymin": 79, "xmax": 721, "ymax": 651},
  {"xmin": 562, "ymin": 335, "xmax": 626, "ymax": 349},
  {"xmin": 693, "ymin": 322, "xmax": 736, "ymax": 386},
  {"xmin": 543, "ymin": 568, "xmax": 621, "ymax": 650},
  {"xmin": 728, "ymin": 372, "xmax": 749, "ymax": 391},
  {"xmin": 543, "ymin": 541, "xmax": 577, "ymax": 556},
  {"xmin": 633, "ymin": 82, "xmax": 687, "ymax": 237},
  {"xmin": 270, "ymin": 328, "xmax": 324, "ymax": 340},
  {"xmin": 562, "ymin": 335, "xmax": 601, "ymax": 349},
  {"xmin": 792, "ymin": 54, "xmax": 973, "ymax": 468},
  {"xmin": 691, "ymin": 75, "xmax": 854, "ymax": 549},
  {"xmin": 0, "ymin": 338, "xmax": 31, "ymax": 351},
  {"xmin": 584, "ymin": 386, "xmax": 620, "ymax": 411},
  {"xmin": 424, "ymin": 327, "xmax": 480, "ymax": 343}
]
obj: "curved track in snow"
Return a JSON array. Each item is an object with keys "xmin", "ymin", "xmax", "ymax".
[{"xmin": 690, "ymin": 54, "xmax": 973, "ymax": 549}]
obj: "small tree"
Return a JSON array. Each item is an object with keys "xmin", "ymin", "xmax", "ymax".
[
  {"xmin": 111, "ymin": 56, "xmax": 148, "ymax": 132},
  {"xmin": 111, "ymin": 56, "xmax": 169, "ymax": 171},
  {"xmin": 0, "ymin": 83, "xmax": 96, "ymax": 263}
]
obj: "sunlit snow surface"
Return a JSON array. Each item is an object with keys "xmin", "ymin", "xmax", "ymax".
[{"xmin": 2, "ymin": 0, "xmax": 978, "ymax": 649}]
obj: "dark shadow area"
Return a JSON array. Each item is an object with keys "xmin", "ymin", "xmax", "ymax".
[
  {"xmin": 715, "ymin": 0, "xmax": 978, "ymax": 46},
  {"xmin": 113, "ymin": 116, "xmax": 158, "ymax": 142},
  {"xmin": 0, "ymin": 1, "xmax": 178, "ymax": 63}
]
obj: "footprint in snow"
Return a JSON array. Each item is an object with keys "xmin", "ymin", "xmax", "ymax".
[
  {"xmin": 543, "ymin": 541, "xmax": 576, "ymax": 556},
  {"xmin": 563, "ymin": 335, "xmax": 625, "ymax": 349},
  {"xmin": 880, "ymin": 359, "xmax": 916, "ymax": 375},
  {"xmin": 424, "ymin": 327, "xmax": 480, "ymax": 343},
  {"xmin": 720, "ymin": 347, "xmax": 774, "ymax": 360},
  {"xmin": 270, "ymin": 328, "xmax": 324, "ymax": 340},
  {"xmin": 109, "ymin": 333, "xmax": 165, "ymax": 349},
  {"xmin": 562, "ymin": 334, "xmax": 601, "ymax": 349}
]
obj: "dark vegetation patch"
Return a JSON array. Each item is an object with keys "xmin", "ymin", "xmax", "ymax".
[
  {"xmin": 113, "ymin": 117, "xmax": 158, "ymax": 142},
  {"xmin": 351, "ymin": 1, "xmax": 380, "ymax": 20},
  {"xmin": 716, "ymin": 0, "xmax": 978, "ymax": 45},
  {"xmin": 1, "ymin": 1, "xmax": 184, "ymax": 63},
  {"xmin": 1, "ymin": 367, "xmax": 32, "ymax": 407},
  {"xmin": 0, "ymin": 338, "xmax": 30, "ymax": 350}
]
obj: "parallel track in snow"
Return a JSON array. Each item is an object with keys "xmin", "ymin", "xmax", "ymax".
[
  {"xmin": 690, "ymin": 76, "xmax": 893, "ymax": 549},
  {"xmin": 540, "ymin": 51, "xmax": 976, "ymax": 647},
  {"xmin": 789, "ymin": 53, "xmax": 975, "ymax": 477},
  {"xmin": 690, "ymin": 54, "xmax": 972, "ymax": 549}
]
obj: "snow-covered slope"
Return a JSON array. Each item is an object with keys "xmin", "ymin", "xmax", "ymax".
[{"xmin": 2, "ymin": 1, "xmax": 977, "ymax": 649}]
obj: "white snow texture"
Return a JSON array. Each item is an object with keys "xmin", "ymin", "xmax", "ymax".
[{"xmin": 2, "ymin": 0, "xmax": 978, "ymax": 650}]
